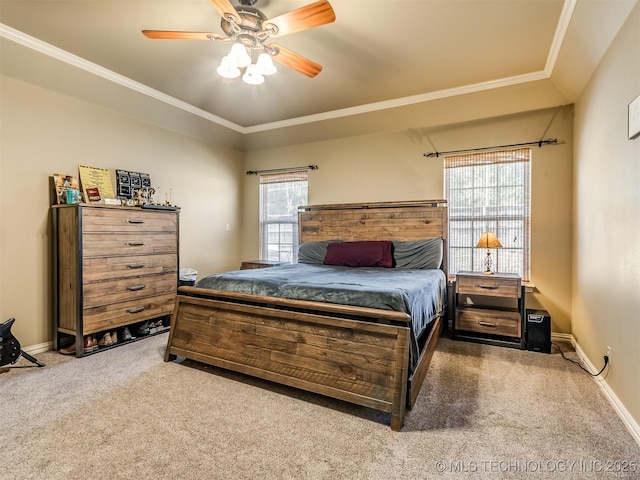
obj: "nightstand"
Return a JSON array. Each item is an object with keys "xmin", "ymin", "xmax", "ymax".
[
  {"xmin": 453, "ymin": 271, "xmax": 525, "ymax": 349},
  {"xmin": 240, "ymin": 260, "xmax": 287, "ymax": 270}
]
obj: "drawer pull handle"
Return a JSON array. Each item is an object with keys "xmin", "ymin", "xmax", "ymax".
[
  {"xmin": 127, "ymin": 285, "xmax": 146, "ymax": 291},
  {"xmin": 128, "ymin": 219, "xmax": 145, "ymax": 224},
  {"xmin": 126, "ymin": 263, "xmax": 146, "ymax": 269},
  {"xmin": 477, "ymin": 321, "xmax": 498, "ymax": 327},
  {"xmin": 476, "ymin": 284, "xmax": 499, "ymax": 289},
  {"xmin": 127, "ymin": 242, "xmax": 145, "ymax": 247},
  {"xmin": 127, "ymin": 306, "xmax": 146, "ymax": 314}
]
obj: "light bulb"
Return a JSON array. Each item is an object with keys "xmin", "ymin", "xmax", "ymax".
[
  {"xmin": 242, "ymin": 64, "xmax": 264, "ymax": 85},
  {"xmin": 256, "ymin": 53, "xmax": 277, "ymax": 75},
  {"xmin": 217, "ymin": 55, "xmax": 240, "ymax": 79},
  {"xmin": 229, "ymin": 43, "xmax": 251, "ymax": 68}
]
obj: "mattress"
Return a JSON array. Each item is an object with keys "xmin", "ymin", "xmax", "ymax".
[{"xmin": 196, "ymin": 263, "xmax": 447, "ymax": 371}]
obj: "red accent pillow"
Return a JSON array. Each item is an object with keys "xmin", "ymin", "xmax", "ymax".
[{"xmin": 324, "ymin": 241, "xmax": 394, "ymax": 268}]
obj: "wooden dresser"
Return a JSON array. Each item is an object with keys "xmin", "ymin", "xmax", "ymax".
[
  {"xmin": 453, "ymin": 271, "xmax": 525, "ymax": 349},
  {"xmin": 52, "ymin": 204, "xmax": 178, "ymax": 357}
]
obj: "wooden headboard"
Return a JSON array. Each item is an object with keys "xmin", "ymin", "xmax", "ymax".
[{"xmin": 298, "ymin": 200, "xmax": 448, "ymax": 274}]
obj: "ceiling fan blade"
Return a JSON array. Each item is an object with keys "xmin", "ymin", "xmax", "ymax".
[
  {"xmin": 209, "ymin": 0, "xmax": 240, "ymax": 22},
  {"xmin": 264, "ymin": 0, "xmax": 336, "ymax": 37},
  {"xmin": 142, "ymin": 30, "xmax": 224, "ymax": 40},
  {"xmin": 269, "ymin": 44, "xmax": 322, "ymax": 78}
]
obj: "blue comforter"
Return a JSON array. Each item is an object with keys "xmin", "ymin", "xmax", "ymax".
[{"xmin": 196, "ymin": 263, "xmax": 447, "ymax": 371}]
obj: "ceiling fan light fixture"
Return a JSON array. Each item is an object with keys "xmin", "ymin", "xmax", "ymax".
[
  {"xmin": 217, "ymin": 56, "xmax": 241, "ymax": 79},
  {"xmin": 144, "ymin": 1, "xmax": 336, "ymax": 83},
  {"xmin": 256, "ymin": 53, "xmax": 277, "ymax": 75},
  {"xmin": 229, "ymin": 42, "xmax": 251, "ymax": 68},
  {"xmin": 242, "ymin": 64, "xmax": 265, "ymax": 85}
]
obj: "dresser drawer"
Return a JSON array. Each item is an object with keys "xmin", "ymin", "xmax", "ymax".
[
  {"xmin": 83, "ymin": 274, "xmax": 176, "ymax": 308},
  {"xmin": 456, "ymin": 308, "xmax": 521, "ymax": 337},
  {"xmin": 82, "ymin": 293, "xmax": 176, "ymax": 334},
  {"xmin": 83, "ymin": 253, "xmax": 177, "ymax": 282},
  {"xmin": 456, "ymin": 275, "xmax": 520, "ymax": 298},
  {"xmin": 82, "ymin": 233, "xmax": 177, "ymax": 257},
  {"xmin": 82, "ymin": 208, "xmax": 177, "ymax": 234}
]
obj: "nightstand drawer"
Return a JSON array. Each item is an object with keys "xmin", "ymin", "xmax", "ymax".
[
  {"xmin": 455, "ymin": 308, "xmax": 521, "ymax": 337},
  {"xmin": 456, "ymin": 275, "xmax": 520, "ymax": 298}
]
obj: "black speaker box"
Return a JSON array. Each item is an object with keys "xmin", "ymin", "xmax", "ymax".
[{"xmin": 526, "ymin": 309, "xmax": 551, "ymax": 354}]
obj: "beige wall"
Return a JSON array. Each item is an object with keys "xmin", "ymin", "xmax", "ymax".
[
  {"xmin": 0, "ymin": 75, "xmax": 243, "ymax": 349},
  {"xmin": 2, "ymin": 5, "xmax": 636, "ymax": 434},
  {"xmin": 572, "ymin": 3, "xmax": 640, "ymax": 425},
  {"xmin": 243, "ymin": 105, "xmax": 574, "ymax": 334}
]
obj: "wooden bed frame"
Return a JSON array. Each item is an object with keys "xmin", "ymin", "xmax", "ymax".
[{"xmin": 165, "ymin": 200, "xmax": 448, "ymax": 430}]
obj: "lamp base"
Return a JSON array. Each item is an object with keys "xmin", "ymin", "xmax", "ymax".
[{"xmin": 483, "ymin": 249, "xmax": 494, "ymax": 275}]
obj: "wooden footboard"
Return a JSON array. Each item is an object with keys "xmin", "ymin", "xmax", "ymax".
[{"xmin": 165, "ymin": 287, "xmax": 441, "ymax": 430}]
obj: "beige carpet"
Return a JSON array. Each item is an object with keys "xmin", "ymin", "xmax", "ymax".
[{"xmin": 1, "ymin": 333, "xmax": 639, "ymax": 479}]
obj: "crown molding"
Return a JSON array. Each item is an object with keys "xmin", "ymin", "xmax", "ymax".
[
  {"xmin": 545, "ymin": 0, "xmax": 578, "ymax": 74},
  {"xmin": 243, "ymin": 70, "xmax": 551, "ymax": 134},
  {"xmin": 0, "ymin": 23, "xmax": 244, "ymax": 134},
  {"xmin": 1, "ymin": 0, "xmax": 575, "ymax": 136}
]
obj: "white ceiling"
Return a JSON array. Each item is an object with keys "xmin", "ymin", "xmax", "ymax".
[{"xmin": 1, "ymin": 0, "xmax": 637, "ymax": 150}]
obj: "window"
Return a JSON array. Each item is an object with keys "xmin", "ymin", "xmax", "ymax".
[
  {"xmin": 444, "ymin": 148, "xmax": 531, "ymax": 281},
  {"xmin": 259, "ymin": 171, "xmax": 308, "ymax": 263}
]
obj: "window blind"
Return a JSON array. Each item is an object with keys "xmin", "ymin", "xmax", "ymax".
[
  {"xmin": 259, "ymin": 171, "xmax": 308, "ymax": 262},
  {"xmin": 444, "ymin": 148, "xmax": 531, "ymax": 280}
]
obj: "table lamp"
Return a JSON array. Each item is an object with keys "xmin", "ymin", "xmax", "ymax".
[{"xmin": 476, "ymin": 232, "xmax": 502, "ymax": 274}]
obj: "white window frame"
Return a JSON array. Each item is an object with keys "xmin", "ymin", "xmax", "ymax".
[{"xmin": 259, "ymin": 171, "xmax": 308, "ymax": 263}]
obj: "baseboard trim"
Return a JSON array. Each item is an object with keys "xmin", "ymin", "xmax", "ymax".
[
  {"xmin": 22, "ymin": 341, "xmax": 53, "ymax": 356},
  {"xmin": 551, "ymin": 332, "xmax": 572, "ymax": 342},
  {"xmin": 560, "ymin": 334, "xmax": 640, "ymax": 447}
]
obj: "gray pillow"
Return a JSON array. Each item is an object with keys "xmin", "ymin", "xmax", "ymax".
[
  {"xmin": 393, "ymin": 238, "xmax": 443, "ymax": 269},
  {"xmin": 298, "ymin": 240, "xmax": 343, "ymax": 264}
]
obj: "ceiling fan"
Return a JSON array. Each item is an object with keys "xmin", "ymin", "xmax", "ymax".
[{"xmin": 142, "ymin": 0, "xmax": 336, "ymax": 80}]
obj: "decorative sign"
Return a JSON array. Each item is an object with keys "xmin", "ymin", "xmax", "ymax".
[
  {"xmin": 116, "ymin": 169, "xmax": 132, "ymax": 198},
  {"xmin": 79, "ymin": 165, "xmax": 115, "ymax": 203},
  {"xmin": 629, "ymin": 94, "xmax": 640, "ymax": 140},
  {"xmin": 116, "ymin": 170, "xmax": 152, "ymax": 201}
]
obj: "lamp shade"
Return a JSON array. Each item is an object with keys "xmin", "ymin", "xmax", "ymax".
[
  {"xmin": 242, "ymin": 64, "xmax": 264, "ymax": 85},
  {"xmin": 229, "ymin": 43, "xmax": 251, "ymax": 68},
  {"xmin": 476, "ymin": 232, "xmax": 502, "ymax": 249},
  {"xmin": 217, "ymin": 55, "xmax": 241, "ymax": 79},
  {"xmin": 256, "ymin": 53, "xmax": 277, "ymax": 75}
]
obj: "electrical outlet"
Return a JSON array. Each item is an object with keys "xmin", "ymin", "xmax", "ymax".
[{"xmin": 606, "ymin": 346, "xmax": 612, "ymax": 366}]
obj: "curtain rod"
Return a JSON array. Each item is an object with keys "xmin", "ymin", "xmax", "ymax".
[
  {"xmin": 423, "ymin": 138, "xmax": 558, "ymax": 158},
  {"xmin": 246, "ymin": 165, "xmax": 318, "ymax": 175}
]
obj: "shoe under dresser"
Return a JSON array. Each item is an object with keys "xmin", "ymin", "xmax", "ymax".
[{"xmin": 52, "ymin": 204, "xmax": 179, "ymax": 357}]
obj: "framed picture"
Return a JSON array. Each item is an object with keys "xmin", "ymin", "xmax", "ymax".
[
  {"xmin": 141, "ymin": 173, "xmax": 151, "ymax": 188},
  {"xmin": 130, "ymin": 172, "xmax": 142, "ymax": 190},
  {"xmin": 116, "ymin": 169, "xmax": 132, "ymax": 198},
  {"xmin": 116, "ymin": 170, "xmax": 151, "ymax": 200},
  {"xmin": 629, "ymin": 94, "xmax": 640, "ymax": 140},
  {"xmin": 52, "ymin": 174, "xmax": 80, "ymax": 204}
]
